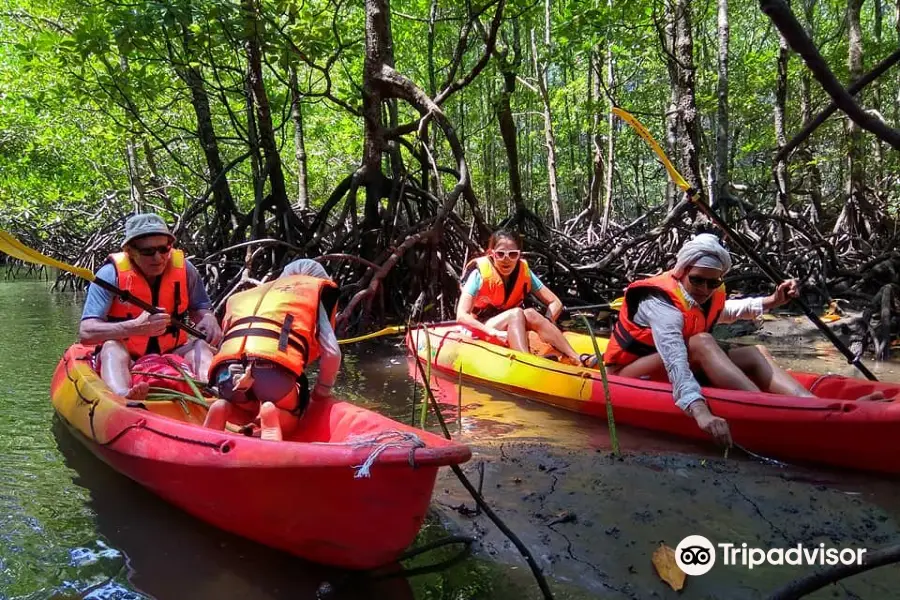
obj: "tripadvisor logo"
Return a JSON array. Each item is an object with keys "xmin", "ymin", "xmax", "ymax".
[
  {"xmin": 674, "ymin": 535, "xmax": 868, "ymax": 575},
  {"xmin": 675, "ymin": 535, "xmax": 716, "ymax": 576}
]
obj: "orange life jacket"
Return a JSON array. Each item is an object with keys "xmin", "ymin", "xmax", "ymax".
[
  {"xmin": 208, "ymin": 274, "xmax": 339, "ymax": 381},
  {"xmin": 461, "ymin": 256, "xmax": 533, "ymax": 318},
  {"xmin": 106, "ymin": 250, "xmax": 190, "ymax": 358},
  {"xmin": 603, "ymin": 271, "xmax": 726, "ymax": 366}
]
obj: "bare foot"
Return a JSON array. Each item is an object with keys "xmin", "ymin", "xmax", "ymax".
[
  {"xmin": 259, "ymin": 402, "xmax": 283, "ymax": 441},
  {"xmin": 203, "ymin": 399, "xmax": 230, "ymax": 430},
  {"xmin": 857, "ymin": 391, "xmax": 890, "ymax": 402},
  {"xmin": 124, "ymin": 382, "xmax": 150, "ymax": 400}
]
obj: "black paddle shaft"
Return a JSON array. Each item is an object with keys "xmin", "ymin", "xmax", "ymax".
[
  {"xmin": 92, "ymin": 277, "xmax": 207, "ymax": 340},
  {"xmin": 688, "ymin": 190, "xmax": 879, "ymax": 382}
]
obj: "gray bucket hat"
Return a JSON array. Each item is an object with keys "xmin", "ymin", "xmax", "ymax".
[{"xmin": 122, "ymin": 213, "xmax": 175, "ymax": 247}]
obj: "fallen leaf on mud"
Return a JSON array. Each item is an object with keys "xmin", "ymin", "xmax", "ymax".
[
  {"xmin": 760, "ymin": 314, "xmax": 779, "ymax": 321},
  {"xmin": 819, "ymin": 314, "xmax": 841, "ymax": 322},
  {"xmin": 652, "ymin": 543, "xmax": 686, "ymax": 591}
]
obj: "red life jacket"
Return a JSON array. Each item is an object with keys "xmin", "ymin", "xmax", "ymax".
[
  {"xmin": 603, "ymin": 271, "xmax": 726, "ymax": 366},
  {"xmin": 461, "ymin": 256, "xmax": 533, "ymax": 318},
  {"xmin": 106, "ymin": 250, "xmax": 190, "ymax": 358}
]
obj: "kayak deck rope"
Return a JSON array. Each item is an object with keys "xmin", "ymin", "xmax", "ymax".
[{"xmin": 318, "ymin": 431, "xmax": 426, "ymax": 478}]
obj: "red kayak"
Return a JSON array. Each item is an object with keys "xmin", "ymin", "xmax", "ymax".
[
  {"xmin": 407, "ymin": 323, "xmax": 900, "ymax": 474},
  {"xmin": 51, "ymin": 344, "xmax": 472, "ymax": 569}
]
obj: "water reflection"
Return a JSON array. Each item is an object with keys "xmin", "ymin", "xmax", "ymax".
[
  {"xmin": 5, "ymin": 276, "xmax": 900, "ymax": 599},
  {"xmin": 51, "ymin": 418, "xmax": 415, "ymax": 600}
]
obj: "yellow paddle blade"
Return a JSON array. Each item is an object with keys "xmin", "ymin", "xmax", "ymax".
[
  {"xmin": 610, "ymin": 296, "xmax": 623, "ymax": 311},
  {"xmin": 0, "ymin": 230, "xmax": 97, "ymax": 282},
  {"xmin": 612, "ymin": 108, "xmax": 692, "ymax": 194},
  {"xmin": 338, "ymin": 325, "xmax": 406, "ymax": 345}
]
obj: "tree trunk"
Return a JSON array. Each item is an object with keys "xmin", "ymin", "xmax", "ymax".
[
  {"xmin": 119, "ymin": 54, "xmax": 146, "ymax": 212},
  {"xmin": 494, "ymin": 23, "xmax": 526, "ymax": 216},
  {"xmin": 834, "ymin": 0, "xmax": 867, "ymax": 240},
  {"xmin": 243, "ymin": 0, "xmax": 297, "ymax": 243},
  {"xmin": 176, "ymin": 22, "xmax": 238, "ymax": 246},
  {"xmin": 714, "ymin": 0, "xmax": 730, "ymax": 216},
  {"xmin": 672, "ymin": 0, "xmax": 703, "ymax": 192},
  {"xmin": 361, "ymin": 0, "xmax": 395, "ymax": 232},
  {"xmin": 587, "ymin": 49, "xmax": 603, "ymax": 214},
  {"xmin": 661, "ymin": 2, "xmax": 679, "ymax": 211},
  {"xmin": 873, "ymin": 0, "xmax": 884, "ymax": 178},
  {"xmin": 531, "ymin": 18, "xmax": 561, "ymax": 228},
  {"xmin": 289, "ymin": 66, "xmax": 310, "ymax": 212},
  {"xmin": 600, "ymin": 41, "xmax": 615, "ymax": 236},
  {"xmin": 422, "ymin": 0, "xmax": 438, "ymax": 193},
  {"xmin": 798, "ymin": 0, "xmax": 823, "ymax": 224},
  {"xmin": 774, "ymin": 14, "xmax": 790, "ymax": 245}
]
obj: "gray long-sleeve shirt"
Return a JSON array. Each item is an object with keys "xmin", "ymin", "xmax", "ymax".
[
  {"xmin": 281, "ymin": 259, "xmax": 341, "ymax": 392},
  {"xmin": 632, "ymin": 285, "xmax": 764, "ymax": 412}
]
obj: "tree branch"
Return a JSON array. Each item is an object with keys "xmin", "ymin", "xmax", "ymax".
[{"xmin": 760, "ymin": 0, "xmax": 900, "ymax": 150}]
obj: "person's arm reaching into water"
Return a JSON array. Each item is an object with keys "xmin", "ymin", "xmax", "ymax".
[{"xmin": 633, "ymin": 295, "xmax": 732, "ymax": 446}]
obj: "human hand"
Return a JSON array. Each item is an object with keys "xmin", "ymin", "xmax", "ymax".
[
  {"xmin": 689, "ymin": 400, "xmax": 732, "ymax": 447},
  {"xmin": 766, "ymin": 279, "xmax": 799, "ymax": 309},
  {"xmin": 196, "ymin": 312, "xmax": 223, "ymax": 346},
  {"xmin": 489, "ymin": 328, "xmax": 508, "ymax": 341},
  {"xmin": 129, "ymin": 310, "xmax": 171, "ymax": 337}
]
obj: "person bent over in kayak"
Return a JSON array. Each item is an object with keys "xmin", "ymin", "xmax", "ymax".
[
  {"xmin": 203, "ymin": 259, "xmax": 341, "ymax": 441},
  {"xmin": 603, "ymin": 233, "xmax": 885, "ymax": 446},
  {"xmin": 79, "ymin": 214, "xmax": 222, "ymax": 400},
  {"xmin": 456, "ymin": 229, "xmax": 596, "ymax": 367}
]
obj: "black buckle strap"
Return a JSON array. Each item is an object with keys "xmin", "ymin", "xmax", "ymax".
[
  {"xmin": 229, "ymin": 315, "xmax": 307, "ymax": 347},
  {"xmin": 222, "ymin": 328, "xmax": 309, "ymax": 361},
  {"xmin": 612, "ymin": 322, "xmax": 657, "ymax": 357},
  {"xmin": 279, "ymin": 314, "xmax": 294, "ymax": 352}
]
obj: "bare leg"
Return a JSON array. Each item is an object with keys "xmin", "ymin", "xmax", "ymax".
[
  {"xmin": 485, "ymin": 308, "xmax": 529, "ymax": 353},
  {"xmin": 202, "ymin": 399, "xmax": 256, "ymax": 430},
  {"xmin": 611, "ymin": 335, "xmax": 757, "ymax": 390},
  {"xmin": 523, "ymin": 308, "xmax": 584, "ymax": 364},
  {"xmin": 686, "ymin": 333, "xmax": 761, "ymax": 392},
  {"xmin": 99, "ymin": 340, "xmax": 148, "ymax": 399},
  {"xmin": 259, "ymin": 402, "xmax": 283, "ymax": 441},
  {"xmin": 727, "ymin": 345, "xmax": 812, "ymax": 396},
  {"xmin": 175, "ymin": 339, "xmax": 215, "ymax": 384},
  {"xmin": 608, "ymin": 353, "xmax": 669, "ymax": 380}
]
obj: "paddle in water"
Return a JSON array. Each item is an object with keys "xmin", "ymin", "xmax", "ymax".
[{"xmin": 612, "ymin": 108, "xmax": 879, "ymax": 382}]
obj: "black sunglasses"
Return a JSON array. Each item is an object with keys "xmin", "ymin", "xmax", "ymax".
[
  {"xmin": 132, "ymin": 244, "xmax": 173, "ymax": 257},
  {"xmin": 687, "ymin": 275, "xmax": 724, "ymax": 289}
]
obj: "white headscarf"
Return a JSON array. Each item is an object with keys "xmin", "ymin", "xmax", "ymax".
[{"xmin": 672, "ymin": 233, "xmax": 732, "ymax": 277}]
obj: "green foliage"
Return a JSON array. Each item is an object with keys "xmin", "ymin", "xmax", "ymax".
[{"xmin": 1, "ymin": 0, "xmax": 898, "ymax": 238}]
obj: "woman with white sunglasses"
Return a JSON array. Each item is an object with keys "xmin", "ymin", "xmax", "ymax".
[{"xmin": 455, "ymin": 229, "xmax": 597, "ymax": 367}]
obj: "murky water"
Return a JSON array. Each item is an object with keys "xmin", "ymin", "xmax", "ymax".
[{"xmin": 2, "ymin": 275, "xmax": 900, "ymax": 599}]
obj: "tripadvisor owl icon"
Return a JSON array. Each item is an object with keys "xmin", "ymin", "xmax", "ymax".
[{"xmin": 675, "ymin": 535, "xmax": 716, "ymax": 576}]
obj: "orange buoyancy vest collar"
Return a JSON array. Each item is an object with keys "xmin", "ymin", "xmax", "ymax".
[
  {"xmin": 106, "ymin": 249, "xmax": 190, "ymax": 358},
  {"xmin": 208, "ymin": 274, "xmax": 339, "ymax": 380},
  {"xmin": 603, "ymin": 271, "xmax": 726, "ymax": 366},
  {"xmin": 462, "ymin": 256, "xmax": 533, "ymax": 317}
]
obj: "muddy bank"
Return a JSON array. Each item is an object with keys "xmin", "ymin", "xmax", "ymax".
[{"xmin": 430, "ymin": 442, "xmax": 900, "ymax": 599}]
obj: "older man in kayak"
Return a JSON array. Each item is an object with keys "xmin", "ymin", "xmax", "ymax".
[
  {"xmin": 603, "ymin": 233, "xmax": 885, "ymax": 447},
  {"xmin": 203, "ymin": 259, "xmax": 342, "ymax": 441},
  {"xmin": 79, "ymin": 214, "xmax": 221, "ymax": 400}
]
